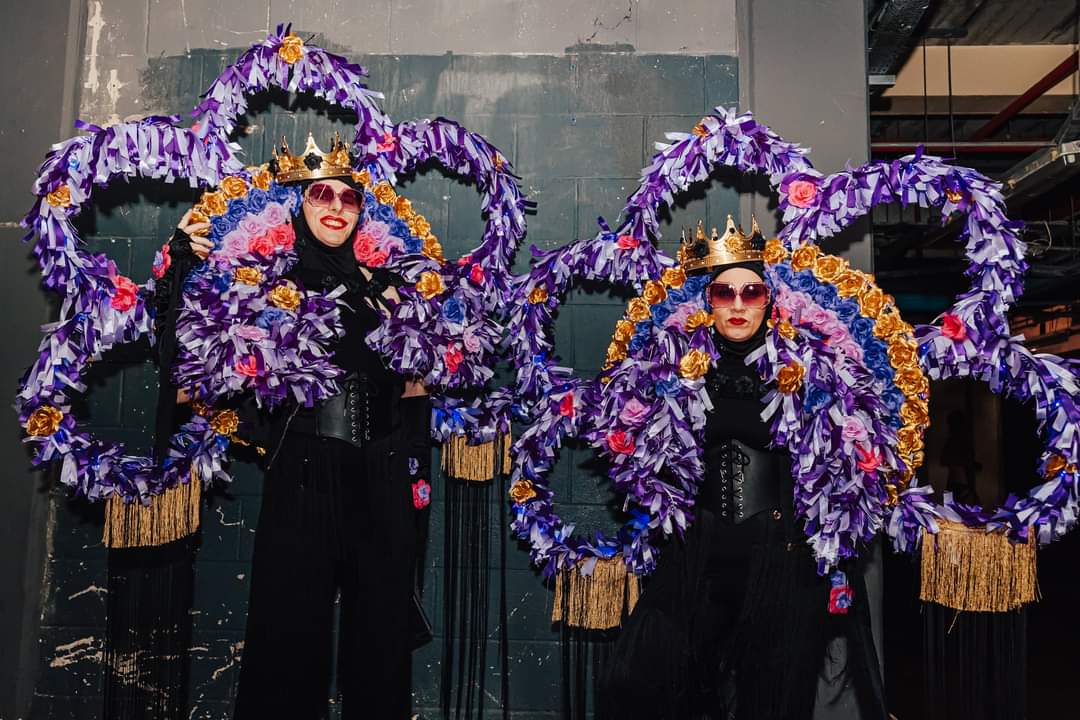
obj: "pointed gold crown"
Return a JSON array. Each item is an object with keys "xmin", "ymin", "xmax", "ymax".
[
  {"xmin": 677, "ymin": 215, "xmax": 765, "ymax": 273},
  {"xmin": 270, "ymin": 132, "xmax": 354, "ymax": 184}
]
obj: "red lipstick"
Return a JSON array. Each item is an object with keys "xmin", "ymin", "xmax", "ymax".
[
  {"xmin": 728, "ymin": 317, "xmax": 748, "ymax": 326},
  {"xmin": 320, "ymin": 215, "xmax": 347, "ymax": 230}
]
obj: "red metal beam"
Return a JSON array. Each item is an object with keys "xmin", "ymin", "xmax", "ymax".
[
  {"xmin": 872, "ymin": 141, "xmax": 1051, "ymax": 154},
  {"xmin": 969, "ymin": 52, "xmax": 1079, "ymax": 142}
]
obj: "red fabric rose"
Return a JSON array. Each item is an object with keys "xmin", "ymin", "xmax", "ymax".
[
  {"xmin": 366, "ymin": 250, "xmax": 389, "ymax": 268},
  {"xmin": 268, "ymin": 223, "xmax": 294, "ymax": 250},
  {"xmin": 855, "ymin": 445, "xmax": 881, "ymax": 474},
  {"xmin": 110, "ymin": 275, "xmax": 138, "ymax": 312},
  {"xmin": 444, "ymin": 346, "xmax": 464, "ymax": 374},
  {"xmin": 559, "ymin": 393, "xmax": 575, "ymax": 418},
  {"xmin": 616, "ymin": 235, "xmax": 640, "ymax": 250},
  {"xmin": 412, "ymin": 479, "xmax": 431, "ymax": 509},
  {"xmin": 941, "ymin": 313, "xmax": 967, "ymax": 341},
  {"xmin": 353, "ymin": 232, "xmax": 378, "ymax": 264},
  {"xmin": 607, "ymin": 430, "xmax": 635, "ymax": 455},
  {"xmin": 457, "ymin": 254, "xmax": 472, "ymax": 267},
  {"xmin": 235, "ymin": 355, "xmax": 260, "ymax": 378},
  {"xmin": 469, "ymin": 263, "xmax": 485, "ymax": 285},
  {"xmin": 376, "ymin": 132, "xmax": 396, "ymax": 153},
  {"xmin": 787, "ymin": 179, "xmax": 818, "ymax": 208},
  {"xmin": 248, "ymin": 234, "xmax": 275, "ymax": 257}
]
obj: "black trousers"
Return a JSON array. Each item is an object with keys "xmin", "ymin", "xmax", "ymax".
[{"xmin": 233, "ymin": 433, "xmax": 415, "ymax": 720}]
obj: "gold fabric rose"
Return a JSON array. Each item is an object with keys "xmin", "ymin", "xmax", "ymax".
[
  {"xmin": 887, "ymin": 341, "xmax": 917, "ymax": 368},
  {"xmin": 678, "ymin": 349, "xmax": 710, "ymax": 380},
  {"xmin": 692, "ymin": 122, "xmax": 709, "ymax": 137},
  {"xmin": 812, "ymin": 254, "xmax": 845, "ymax": 283},
  {"xmin": 777, "ymin": 320, "xmax": 797, "ymax": 340},
  {"xmin": 408, "ymin": 216, "xmax": 432, "ymax": 238},
  {"xmin": 835, "ymin": 270, "xmax": 865, "ymax": 298},
  {"xmin": 790, "ymin": 244, "xmax": 819, "ymax": 272},
  {"xmin": 527, "ymin": 286, "xmax": 548, "ymax": 304},
  {"xmin": 509, "ymin": 479, "xmax": 537, "ymax": 504},
  {"xmin": 220, "ymin": 176, "xmax": 249, "ymax": 199},
  {"xmin": 234, "ymin": 267, "xmax": 264, "ymax": 286},
  {"xmin": 351, "ymin": 169, "xmax": 372, "ymax": 188},
  {"xmin": 1044, "ymin": 454, "xmax": 1068, "ymax": 478},
  {"xmin": 250, "ymin": 167, "xmax": 273, "ymax": 191},
  {"xmin": 394, "ymin": 196, "xmax": 416, "ymax": 220},
  {"xmin": 627, "ymin": 298, "xmax": 652, "ymax": 322},
  {"xmin": 945, "ymin": 188, "xmax": 965, "ymax": 204},
  {"xmin": 897, "ymin": 426, "xmax": 924, "ymax": 456},
  {"xmin": 684, "ymin": 310, "xmax": 711, "ymax": 332},
  {"xmin": 776, "ymin": 361, "xmax": 805, "ymax": 394},
  {"xmin": 884, "ymin": 483, "xmax": 899, "ymax": 506},
  {"xmin": 763, "ymin": 239, "xmax": 788, "ymax": 265},
  {"xmin": 606, "ymin": 341, "xmax": 629, "ymax": 365},
  {"xmin": 416, "ymin": 272, "xmax": 446, "ymax": 300},
  {"xmin": 613, "ymin": 320, "xmax": 635, "ymax": 344},
  {"xmin": 46, "ymin": 185, "xmax": 72, "ymax": 208},
  {"xmin": 661, "ymin": 267, "xmax": 687, "ymax": 288},
  {"xmin": 278, "ymin": 33, "xmax": 304, "ymax": 64},
  {"xmin": 643, "ymin": 281, "xmax": 668, "ymax": 305},
  {"xmin": 201, "ymin": 191, "xmax": 228, "ymax": 216},
  {"xmin": 858, "ymin": 286, "xmax": 885, "ymax": 319},
  {"xmin": 25, "ymin": 406, "xmax": 64, "ymax": 437},
  {"xmin": 268, "ymin": 282, "xmax": 301, "ymax": 311},
  {"xmin": 422, "ymin": 235, "xmax": 445, "ymax": 262},
  {"xmin": 894, "ymin": 367, "xmax": 929, "ymax": 397},
  {"xmin": 900, "ymin": 398, "xmax": 929, "ymax": 427},
  {"xmin": 210, "ymin": 409, "xmax": 241, "ymax": 437},
  {"xmin": 873, "ymin": 308, "xmax": 904, "ymax": 339},
  {"xmin": 373, "ymin": 182, "xmax": 397, "ymax": 205}
]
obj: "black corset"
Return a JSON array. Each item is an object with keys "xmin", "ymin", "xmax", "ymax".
[
  {"xmin": 290, "ymin": 371, "xmax": 391, "ymax": 449},
  {"xmin": 708, "ymin": 438, "xmax": 784, "ymax": 524}
]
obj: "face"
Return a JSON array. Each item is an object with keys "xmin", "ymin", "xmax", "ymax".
[
  {"xmin": 302, "ymin": 179, "xmax": 363, "ymax": 247},
  {"xmin": 708, "ymin": 266, "xmax": 769, "ymax": 342}
]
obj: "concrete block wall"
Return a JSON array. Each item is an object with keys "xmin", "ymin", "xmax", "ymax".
[{"xmin": 28, "ymin": 1, "xmax": 743, "ymax": 717}]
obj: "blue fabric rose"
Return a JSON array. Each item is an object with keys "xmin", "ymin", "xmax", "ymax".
[
  {"xmin": 851, "ymin": 316, "xmax": 875, "ymax": 345},
  {"xmin": 771, "ymin": 264, "xmax": 794, "ymax": 284},
  {"xmin": 628, "ymin": 333, "xmax": 648, "ymax": 353},
  {"xmin": 667, "ymin": 287, "xmax": 688, "ymax": 304},
  {"xmin": 210, "ymin": 214, "xmax": 234, "ymax": 238},
  {"xmin": 865, "ymin": 344, "xmax": 891, "ymax": 379},
  {"xmin": 389, "ymin": 219, "xmax": 410, "ymax": 238},
  {"xmin": 635, "ymin": 320, "xmax": 652, "ymax": 335},
  {"xmin": 834, "ymin": 300, "xmax": 858, "ymax": 324},
  {"xmin": 441, "ymin": 297, "xmax": 466, "ymax": 324},
  {"xmin": 365, "ymin": 191, "xmax": 378, "ymax": 208},
  {"xmin": 227, "ymin": 199, "xmax": 248, "ymax": 222},
  {"xmin": 270, "ymin": 183, "xmax": 294, "ymax": 204},
  {"xmin": 405, "ymin": 236, "xmax": 423, "ymax": 253},
  {"xmin": 792, "ymin": 270, "xmax": 817, "ymax": 293},
  {"xmin": 211, "ymin": 271, "xmax": 233, "ymax": 293},
  {"xmin": 812, "ymin": 284, "xmax": 838, "ymax": 308},
  {"xmin": 651, "ymin": 304, "xmax": 673, "ymax": 325},
  {"xmin": 247, "ymin": 188, "xmax": 269, "ymax": 213},
  {"xmin": 256, "ymin": 307, "xmax": 288, "ymax": 330},
  {"xmin": 655, "ymin": 375, "xmax": 682, "ymax": 397},
  {"xmin": 882, "ymin": 388, "xmax": 904, "ymax": 414},
  {"xmin": 375, "ymin": 204, "xmax": 397, "ymax": 223},
  {"xmin": 805, "ymin": 385, "xmax": 831, "ymax": 413}
]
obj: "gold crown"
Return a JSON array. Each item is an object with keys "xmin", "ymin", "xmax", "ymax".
[
  {"xmin": 677, "ymin": 216, "xmax": 764, "ymax": 272},
  {"xmin": 271, "ymin": 132, "xmax": 354, "ymax": 184}
]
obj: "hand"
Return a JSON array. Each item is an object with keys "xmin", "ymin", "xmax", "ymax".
[{"xmin": 177, "ymin": 208, "xmax": 213, "ymax": 259}]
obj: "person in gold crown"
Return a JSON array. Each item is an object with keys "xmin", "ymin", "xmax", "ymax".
[
  {"xmin": 601, "ymin": 219, "xmax": 885, "ymax": 720},
  {"xmin": 154, "ymin": 133, "xmax": 430, "ymax": 719}
]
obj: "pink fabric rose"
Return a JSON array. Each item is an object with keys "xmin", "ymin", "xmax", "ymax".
[
  {"xmin": 222, "ymin": 230, "xmax": 250, "ymax": 258},
  {"xmin": 377, "ymin": 132, "xmax": 397, "ymax": 153},
  {"xmin": 618, "ymin": 398, "xmax": 650, "ymax": 427},
  {"xmin": 841, "ymin": 415, "xmax": 869, "ymax": 444},
  {"xmin": 664, "ymin": 304, "xmax": 694, "ymax": 330},
  {"xmin": 233, "ymin": 325, "xmax": 267, "ymax": 342},
  {"xmin": 941, "ymin": 313, "xmax": 967, "ymax": 341},
  {"xmin": 239, "ymin": 215, "xmax": 267, "ymax": 237},
  {"xmin": 110, "ymin": 275, "xmax": 138, "ymax": 312},
  {"xmin": 838, "ymin": 341, "xmax": 863, "ymax": 361},
  {"xmin": 787, "ymin": 179, "xmax": 818, "ymax": 208},
  {"xmin": 462, "ymin": 327, "xmax": 482, "ymax": 354},
  {"xmin": 616, "ymin": 235, "xmax": 640, "ymax": 250},
  {"xmin": 248, "ymin": 234, "xmax": 275, "ymax": 257},
  {"xmin": 807, "ymin": 306, "xmax": 831, "ymax": 327},
  {"xmin": 261, "ymin": 202, "xmax": 288, "ymax": 227}
]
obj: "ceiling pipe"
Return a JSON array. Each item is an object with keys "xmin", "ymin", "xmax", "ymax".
[{"xmin": 969, "ymin": 52, "xmax": 1080, "ymax": 141}]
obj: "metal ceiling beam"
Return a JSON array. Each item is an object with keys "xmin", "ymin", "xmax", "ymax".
[{"xmin": 969, "ymin": 51, "xmax": 1080, "ymax": 141}]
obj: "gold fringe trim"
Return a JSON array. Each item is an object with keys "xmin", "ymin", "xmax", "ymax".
[
  {"xmin": 103, "ymin": 475, "xmax": 202, "ymax": 549},
  {"xmin": 440, "ymin": 431, "xmax": 512, "ymax": 482},
  {"xmin": 920, "ymin": 520, "xmax": 1039, "ymax": 613},
  {"xmin": 551, "ymin": 557, "xmax": 640, "ymax": 630}
]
